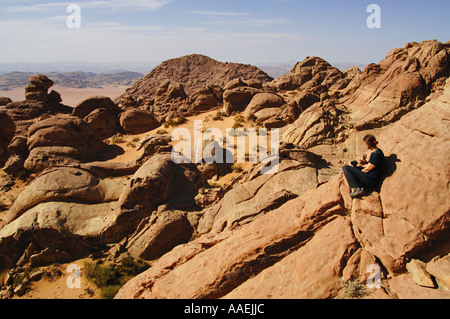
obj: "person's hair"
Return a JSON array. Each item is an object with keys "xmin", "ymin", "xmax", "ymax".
[{"xmin": 363, "ymin": 134, "xmax": 378, "ymax": 148}]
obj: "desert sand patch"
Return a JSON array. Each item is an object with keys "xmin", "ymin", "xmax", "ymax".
[{"xmin": 0, "ymin": 85, "xmax": 129, "ymax": 108}]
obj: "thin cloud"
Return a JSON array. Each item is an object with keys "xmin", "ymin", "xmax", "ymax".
[
  {"xmin": 187, "ymin": 10, "xmax": 251, "ymax": 17},
  {"xmin": 2, "ymin": 0, "xmax": 172, "ymax": 13},
  {"xmin": 187, "ymin": 9, "xmax": 291, "ymax": 27}
]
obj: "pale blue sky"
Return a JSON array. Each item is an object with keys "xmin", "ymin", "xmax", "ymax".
[{"xmin": 0, "ymin": 0, "xmax": 448, "ymax": 66}]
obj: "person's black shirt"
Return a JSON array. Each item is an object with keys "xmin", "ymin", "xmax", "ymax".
[{"xmin": 367, "ymin": 148, "xmax": 384, "ymax": 181}]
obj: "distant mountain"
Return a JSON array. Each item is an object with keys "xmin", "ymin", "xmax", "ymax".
[
  {"xmin": 257, "ymin": 63, "xmax": 295, "ymax": 79},
  {"xmin": 0, "ymin": 71, "xmax": 144, "ymax": 91},
  {"xmin": 258, "ymin": 61, "xmax": 368, "ymax": 79},
  {"xmin": 0, "ymin": 61, "xmax": 158, "ymax": 74}
]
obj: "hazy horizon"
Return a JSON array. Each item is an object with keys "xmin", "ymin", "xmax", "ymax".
[
  {"xmin": 1, "ymin": 0, "xmax": 448, "ymax": 68},
  {"xmin": 0, "ymin": 58, "xmax": 369, "ymax": 76}
]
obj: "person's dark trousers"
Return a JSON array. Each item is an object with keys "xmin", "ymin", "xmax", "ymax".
[{"xmin": 342, "ymin": 165, "xmax": 372, "ymax": 189}]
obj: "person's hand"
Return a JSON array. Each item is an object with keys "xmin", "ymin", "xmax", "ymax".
[{"xmin": 359, "ymin": 153, "xmax": 368, "ymax": 165}]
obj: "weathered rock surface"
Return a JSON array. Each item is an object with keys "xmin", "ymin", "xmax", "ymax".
[
  {"xmin": 115, "ymin": 54, "xmax": 272, "ymax": 120},
  {"xmin": 72, "ymin": 96, "xmax": 122, "ymax": 119},
  {"xmin": 4, "ymin": 78, "xmax": 72, "ymax": 136},
  {"xmin": 72, "ymin": 96, "xmax": 122, "ymax": 139},
  {"xmin": 125, "ymin": 209, "xmax": 193, "ymax": 260},
  {"xmin": 84, "ymin": 107, "xmax": 120, "ymax": 139},
  {"xmin": 273, "ymin": 56, "xmax": 346, "ymax": 92},
  {"xmin": 116, "ymin": 56, "xmax": 449, "ymax": 299},
  {"xmin": 4, "ymin": 166, "xmax": 125, "ymax": 223},
  {"xmin": 25, "ymin": 75, "xmax": 54, "ymax": 102},
  {"xmin": 242, "ymin": 93, "xmax": 286, "ymax": 126},
  {"xmin": 118, "ymin": 54, "xmax": 271, "ymax": 100},
  {"xmin": 0, "ymin": 97, "xmax": 12, "ymax": 106},
  {"xmin": 2, "ymin": 135, "xmax": 28, "ymax": 175},
  {"xmin": 340, "ymin": 40, "xmax": 449, "ymax": 129},
  {"xmin": 1, "ymin": 41, "xmax": 449, "ymax": 300},
  {"xmin": 119, "ymin": 109, "xmax": 160, "ymax": 134},
  {"xmin": 222, "ymin": 86, "xmax": 262, "ymax": 115},
  {"xmin": 24, "ymin": 116, "xmax": 105, "ymax": 172},
  {"xmin": 0, "ymin": 111, "xmax": 16, "ymax": 168}
]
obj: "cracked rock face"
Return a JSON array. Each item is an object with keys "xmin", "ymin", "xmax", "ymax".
[
  {"xmin": 115, "ymin": 45, "xmax": 450, "ymax": 299},
  {"xmin": 1, "ymin": 40, "xmax": 449, "ymax": 300}
]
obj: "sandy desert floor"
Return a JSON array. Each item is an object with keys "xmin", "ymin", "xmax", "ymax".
[{"xmin": 0, "ymin": 85, "xmax": 129, "ymax": 107}]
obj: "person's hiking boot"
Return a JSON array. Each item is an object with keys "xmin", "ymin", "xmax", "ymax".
[{"xmin": 349, "ymin": 187, "xmax": 365, "ymax": 199}]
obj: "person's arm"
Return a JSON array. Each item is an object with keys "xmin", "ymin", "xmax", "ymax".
[{"xmin": 362, "ymin": 163, "xmax": 376, "ymax": 173}]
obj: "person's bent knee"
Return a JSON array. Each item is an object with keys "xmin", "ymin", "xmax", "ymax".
[{"xmin": 342, "ymin": 165, "xmax": 352, "ymax": 173}]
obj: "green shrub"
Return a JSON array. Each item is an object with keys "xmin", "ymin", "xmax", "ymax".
[
  {"xmin": 165, "ymin": 116, "xmax": 187, "ymax": 128},
  {"xmin": 212, "ymin": 111, "xmax": 224, "ymax": 121},
  {"xmin": 247, "ymin": 113, "xmax": 257, "ymax": 122},
  {"xmin": 340, "ymin": 279, "xmax": 367, "ymax": 299},
  {"xmin": 232, "ymin": 120, "xmax": 243, "ymax": 129},
  {"xmin": 111, "ymin": 137, "xmax": 124, "ymax": 144},
  {"xmin": 100, "ymin": 285, "xmax": 122, "ymax": 299},
  {"xmin": 84, "ymin": 256, "xmax": 150, "ymax": 299}
]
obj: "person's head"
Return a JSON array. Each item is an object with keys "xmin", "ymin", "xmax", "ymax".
[{"xmin": 363, "ymin": 134, "xmax": 378, "ymax": 149}]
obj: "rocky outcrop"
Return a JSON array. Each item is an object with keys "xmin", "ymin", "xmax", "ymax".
[
  {"xmin": 0, "ymin": 111, "xmax": 16, "ymax": 168},
  {"xmin": 115, "ymin": 54, "xmax": 272, "ymax": 120},
  {"xmin": 3, "ymin": 166, "xmax": 123, "ymax": 224},
  {"xmin": 197, "ymin": 152, "xmax": 319, "ymax": 235},
  {"xmin": 222, "ymin": 85, "xmax": 262, "ymax": 115},
  {"xmin": 115, "ymin": 59, "xmax": 450, "ymax": 299},
  {"xmin": 340, "ymin": 40, "xmax": 449, "ymax": 129},
  {"xmin": 25, "ymin": 75, "xmax": 54, "ymax": 102},
  {"xmin": 119, "ymin": 54, "xmax": 271, "ymax": 99},
  {"xmin": 2, "ymin": 136, "xmax": 28, "ymax": 176},
  {"xmin": 3, "ymin": 75, "xmax": 71, "ymax": 136},
  {"xmin": 72, "ymin": 96, "xmax": 122, "ymax": 139},
  {"xmin": 24, "ymin": 116, "xmax": 106, "ymax": 173},
  {"xmin": 1, "ymin": 40, "xmax": 449, "ymax": 300},
  {"xmin": 273, "ymin": 56, "xmax": 347, "ymax": 92},
  {"xmin": 0, "ymin": 97, "xmax": 12, "ymax": 106},
  {"xmin": 119, "ymin": 109, "xmax": 160, "ymax": 135},
  {"xmin": 125, "ymin": 209, "xmax": 193, "ymax": 260}
]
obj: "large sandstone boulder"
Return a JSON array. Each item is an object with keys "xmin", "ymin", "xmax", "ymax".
[
  {"xmin": 24, "ymin": 116, "xmax": 105, "ymax": 172},
  {"xmin": 84, "ymin": 107, "xmax": 120, "ymax": 139},
  {"xmin": 72, "ymin": 96, "xmax": 122, "ymax": 139},
  {"xmin": 222, "ymin": 86, "xmax": 262, "ymax": 115},
  {"xmin": 72, "ymin": 96, "xmax": 122, "ymax": 119},
  {"xmin": 0, "ymin": 97, "xmax": 12, "ymax": 106},
  {"xmin": 198, "ymin": 156, "xmax": 318, "ymax": 235},
  {"xmin": 0, "ymin": 111, "xmax": 16, "ymax": 168},
  {"xmin": 100, "ymin": 154, "xmax": 175, "ymax": 243},
  {"xmin": 25, "ymin": 75, "xmax": 54, "ymax": 102},
  {"xmin": 282, "ymin": 100, "xmax": 343, "ymax": 148},
  {"xmin": 125, "ymin": 209, "xmax": 193, "ymax": 260},
  {"xmin": 0, "ymin": 201, "xmax": 116, "ymax": 269},
  {"xmin": 2, "ymin": 135, "xmax": 28, "ymax": 175},
  {"xmin": 119, "ymin": 109, "xmax": 160, "ymax": 134},
  {"xmin": 244, "ymin": 92, "xmax": 285, "ymax": 115},
  {"xmin": 190, "ymin": 85, "xmax": 223, "ymax": 112},
  {"xmin": 3, "ymin": 166, "xmax": 125, "ymax": 224}
]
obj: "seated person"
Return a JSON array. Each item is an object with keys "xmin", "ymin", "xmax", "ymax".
[{"xmin": 342, "ymin": 135, "xmax": 384, "ymax": 198}]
